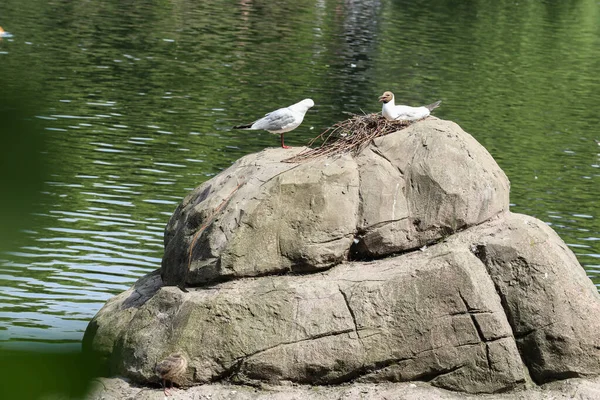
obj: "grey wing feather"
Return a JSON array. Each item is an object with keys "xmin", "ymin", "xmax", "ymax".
[{"xmin": 253, "ymin": 109, "xmax": 295, "ymax": 131}]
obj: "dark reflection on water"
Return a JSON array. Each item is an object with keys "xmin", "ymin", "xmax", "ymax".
[{"xmin": 0, "ymin": 0, "xmax": 598, "ymax": 346}]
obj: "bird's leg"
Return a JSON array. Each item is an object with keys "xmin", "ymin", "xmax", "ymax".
[
  {"xmin": 280, "ymin": 133, "xmax": 290, "ymax": 149},
  {"xmin": 162, "ymin": 379, "xmax": 170, "ymax": 396}
]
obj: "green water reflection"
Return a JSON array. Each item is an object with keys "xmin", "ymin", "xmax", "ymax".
[{"xmin": 0, "ymin": 0, "xmax": 598, "ymax": 346}]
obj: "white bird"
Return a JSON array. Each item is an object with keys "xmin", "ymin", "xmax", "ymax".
[
  {"xmin": 378, "ymin": 91, "xmax": 441, "ymax": 121},
  {"xmin": 233, "ymin": 99, "xmax": 314, "ymax": 149}
]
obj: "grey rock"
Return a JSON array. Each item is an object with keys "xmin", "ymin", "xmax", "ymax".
[
  {"xmin": 82, "ymin": 270, "xmax": 163, "ymax": 361},
  {"xmin": 469, "ymin": 214, "xmax": 600, "ymax": 384},
  {"xmin": 85, "ymin": 213, "xmax": 600, "ymax": 393},
  {"xmin": 354, "ymin": 119, "xmax": 509, "ymax": 258},
  {"xmin": 162, "ymin": 148, "xmax": 360, "ymax": 286},
  {"xmin": 84, "ymin": 376, "xmax": 600, "ymax": 400}
]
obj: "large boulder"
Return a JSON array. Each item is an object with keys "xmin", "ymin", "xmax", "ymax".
[
  {"xmin": 84, "ymin": 215, "xmax": 600, "ymax": 393},
  {"xmin": 83, "ymin": 118, "xmax": 600, "ymax": 395},
  {"xmin": 161, "ymin": 118, "xmax": 509, "ymax": 286},
  {"xmin": 470, "ymin": 216, "xmax": 600, "ymax": 383}
]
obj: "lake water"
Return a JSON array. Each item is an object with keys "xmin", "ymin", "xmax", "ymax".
[{"xmin": 0, "ymin": 0, "xmax": 598, "ymax": 348}]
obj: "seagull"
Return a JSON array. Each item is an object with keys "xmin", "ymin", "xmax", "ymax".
[
  {"xmin": 155, "ymin": 353, "xmax": 188, "ymax": 396},
  {"xmin": 378, "ymin": 91, "xmax": 441, "ymax": 121},
  {"xmin": 233, "ymin": 99, "xmax": 314, "ymax": 149}
]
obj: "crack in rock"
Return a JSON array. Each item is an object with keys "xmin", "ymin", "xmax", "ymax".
[
  {"xmin": 307, "ymin": 234, "xmax": 354, "ymax": 246},
  {"xmin": 371, "ymin": 143, "xmax": 404, "ymax": 176},
  {"xmin": 421, "ymin": 364, "xmax": 466, "ymax": 383},
  {"xmin": 471, "ymin": 243, "xmax": 534, "ymax": 383},
  {"xmin": 485, "ymin": 343, "xmax": 493, "ymax": 371},
  {"xmin": 338, "ymin": 286, "xmax": 360, "ymax": 338},
  {"xmin": 458, "ymin": 290, "xmax": 487, "ymax": 343},
  {"xmin": 237, "ymin": 327, "xmax": 357, "ymax": 363},
  {"xmin": 362, "ymin": 217, "xmax": 410, "ymax": 232},
  {"xmin": 514, "ymin": 321, "xmax": 557, "ymax": 339}
]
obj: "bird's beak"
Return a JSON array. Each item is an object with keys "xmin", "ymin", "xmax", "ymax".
[{"xmin": 378, "ymin": 96, "xmax": 385, "ymax": 103}]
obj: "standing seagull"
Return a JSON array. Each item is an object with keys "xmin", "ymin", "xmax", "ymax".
[
  {"xmin": 379, "ymin": 91, "xmax": 441, "ymax": 121},
  {"xmin": 233, "ymin": 99, "xmax": 314, "ymax": 149}
]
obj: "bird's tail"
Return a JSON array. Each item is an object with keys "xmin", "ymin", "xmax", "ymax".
[
  {"xmin": 233, "ymin": 123, "xmax": 252, "ymax": 130},
  {"xmin": 425, "ymin": 100, "xmax": 442, "ymax": 111}
]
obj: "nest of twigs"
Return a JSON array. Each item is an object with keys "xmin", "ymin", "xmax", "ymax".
[{"xmin": 283, "ymin": 113, "xmax": 411, "ymax": 163}]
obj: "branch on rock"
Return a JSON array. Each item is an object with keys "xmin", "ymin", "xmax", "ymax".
[{"xmin": 283, "ymin": 113, "xmax": 411, "ymax": 163}]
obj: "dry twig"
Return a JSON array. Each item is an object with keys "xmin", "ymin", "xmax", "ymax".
[{"xmin": 283, "ymin": 113, "xmax": 410, "ymax": 163}]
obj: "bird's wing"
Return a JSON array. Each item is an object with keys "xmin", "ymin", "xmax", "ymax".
[
  {"xmin": 252, "ymin": 108, "xmax": 296, "ymax": 132},
  {"xmin": 155, "ymin": 361, "xmax": 170, "ymax": 376},
  {"xmin": 392, "ymin": 106, "xmax": 410, "ymax": 118},
  {"xmin": 393, "ymin": 106, "xmax": 424, "ymax": 120}
]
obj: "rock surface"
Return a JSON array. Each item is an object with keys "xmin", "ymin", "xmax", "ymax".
[
  {"xmin": 473, "ymin": 218, "xmax": 600, "ymax": 383},
  {"xmin": 85, "ymin": 377, "xmax": 600, "ymax": 400},
  {"xmin": 161, "ymin": 118, "xmax": 509, "ymax": 287},
  {"xmin": 83, "ymin": 117, "xmax": 600, "ymax": 396},
  {"xmin": 83, "ymin": 214, "xmax": 600, "ymax": 394}
]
